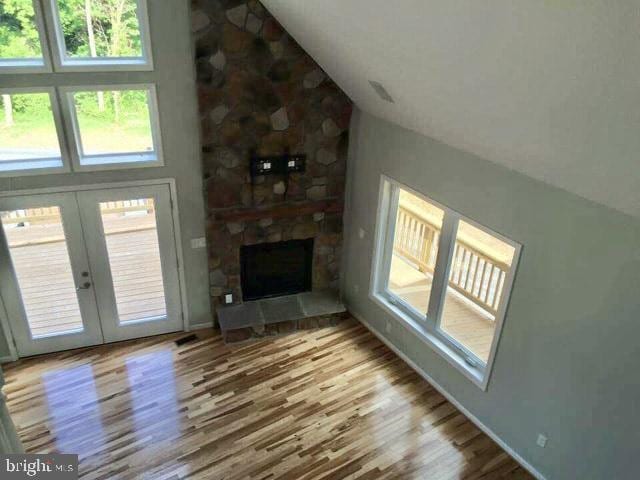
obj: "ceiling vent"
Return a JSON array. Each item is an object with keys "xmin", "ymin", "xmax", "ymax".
[{"xmin": 369, "ymin": 80, "xmax": 394, "ymax": 103}]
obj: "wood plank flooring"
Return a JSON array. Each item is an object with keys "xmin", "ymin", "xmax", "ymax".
[{"xmin": 4, "ymin": 319, "xmax": 533, "ymax": 479}]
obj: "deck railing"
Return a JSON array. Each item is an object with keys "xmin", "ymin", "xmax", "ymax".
[
  {"xmin": 394, "ymin": 205, "xmax": 508, "ymax": 317},
  {"xmin": 0, "ymin": 199, "xmax": 154, "ymax": 225}
]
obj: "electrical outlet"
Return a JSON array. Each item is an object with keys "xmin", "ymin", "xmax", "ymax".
[
  {"xmin": 224, "ymin": 293, "xmax": 233, "ymax": 304},
  {"xmin": 385, "ymin": 321, "xmax": 392, "ymax": 333},
  {"xmin": 358, "ymin": 228, "xmax": 365, "ymax": 239},
  {"xmin": 536, "ymin": 434, "xmax": 547, "ymax": 448},
  {"xmin": 190, "ymin": 237, "xmax": 206, "ymax": 249}
]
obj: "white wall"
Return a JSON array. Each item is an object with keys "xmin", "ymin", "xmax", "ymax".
[
  {"xmin": 0, "ymin": 1, "xmax": 210, "ymax": 358},
  {"xmin": 343, "ymin": 109, "xmax": 640, "ymax": 480}
]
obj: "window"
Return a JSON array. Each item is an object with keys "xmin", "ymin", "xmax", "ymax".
[
  {"xmin": 49, "ymin": 0, "xmax": 152, "ymax": 70},
  {"xmin": 388, "ymin": 190, "xmax": 444, "ymax": 315},
  {"xmin": 440, "ymin": 220, "xmax": 516, "ymax": 363},
  {"xmin": 0, "ymin": 0, "xmax": 159, "ymax": 175},
  {"xmin": 372, "ymin": 177, "xmax": 521, "ymax": 388},
  {"xmin": 64, "ymin": 85, "xmax": 162, "ymax": 168},
  {"xmin": 0, "ymin": 90, "xmax": 66, "ymax": 174},
  {"xmin": 0, "ymin": 0, "xmax": 49, "ymax": 72},
  {"xmin": 0, "ymin": 0, "xmax": 151, "ymax": 73}
]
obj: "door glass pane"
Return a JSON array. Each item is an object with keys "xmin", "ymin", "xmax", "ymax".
[
  {"xmin": 55, "ymin": 0, "xmax": 143, "ymax": 60},
  {"xmin": 388, "ymin": 189, "xmax": 444, "ymax": 315},
  {"xmin": 0, "ymin": 93, "xmax": 63, "ymax": 172},
  {"xmin": 99, "ymin": 198, "xmax": 167, "ymax": 324},
  {"xmin": 71, "ymin": 89, "xmax": 155, "ymax": 163},
  {"xmin": 0, "ymin": 0, "xmax": 44, "ymax": 64},
  {"xmin": 0, "ymin": 207, "xmax": 83, "ymax": 338},
  {"xmin": 440, "ymin": 220, "xmax": 516, "ymax": 363}
]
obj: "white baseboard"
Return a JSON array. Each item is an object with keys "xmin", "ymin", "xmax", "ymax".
[
  {"xmin": 189, "ymin": 321, "xmax": 215, "ymax": 331},
  {"xmin": 351, "ymin": 310, "xmax": 546, "ymax": 480}
]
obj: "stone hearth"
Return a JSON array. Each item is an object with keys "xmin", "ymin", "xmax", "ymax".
[{"xmin": 218, "ymin": 290, "xmax": 347, "ymax": 343}]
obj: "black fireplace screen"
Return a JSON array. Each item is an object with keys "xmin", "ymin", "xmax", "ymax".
[{"xmin": 240, "ymin": 239, "xmax": 313, "ymax": 301}]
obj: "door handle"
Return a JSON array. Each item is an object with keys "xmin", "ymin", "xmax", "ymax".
[{"xmin": 77, "ymin": 282, "xmax": 92, "ymax": 291}]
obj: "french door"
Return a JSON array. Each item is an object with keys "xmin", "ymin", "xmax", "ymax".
[{"xmin": 0, "ymin": 184, "xmax": 183, "ymax": 357}]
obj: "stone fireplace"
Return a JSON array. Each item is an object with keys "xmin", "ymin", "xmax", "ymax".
[{"xmin": 191, "ymin": 0, "xmax": 352, "ymax": 322}]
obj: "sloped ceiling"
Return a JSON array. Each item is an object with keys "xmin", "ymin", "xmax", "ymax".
[{"xmin": 261, "ymin": 0, "xmax": 640, "ymax": 218}]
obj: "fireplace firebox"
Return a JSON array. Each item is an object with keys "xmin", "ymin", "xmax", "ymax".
[{"xmin": 240, "ymin": 239, "xmax": 314, "ymax": 301}]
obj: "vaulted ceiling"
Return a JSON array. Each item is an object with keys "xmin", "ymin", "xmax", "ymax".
[{"xmin": 262, "ymin": 0, "xmax": 640, "ymax": 218}]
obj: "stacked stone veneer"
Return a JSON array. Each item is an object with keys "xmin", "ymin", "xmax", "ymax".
[{"xmin": 191, "ymin": 0, "xmax": 352, "ymax": 316}]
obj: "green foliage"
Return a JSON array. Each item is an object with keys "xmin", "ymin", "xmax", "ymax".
[
  {"xmin": 90, "ymin": 0, "xmax": 142, "ymax": 57},
  {"xmin": 0, "ymin": 0, "xmax": 143, "ymax": 60},
  {"xmin": 74, "ymin": 90, "xmax": 148, "ymax": 121},
  {"xmin": 0, "ymin": 0, "xmax": 42, "ymax": 58},
  {"xmin": 57, "ymin": 0, "xmax": 142, "ymax": 58},
  {"xmin": 1, "ymin": 94, "xmax": 51, "ymax": 116},
  {"xmin": 57, "ymin": 0, "xmax": 90, "ymax": 56}
]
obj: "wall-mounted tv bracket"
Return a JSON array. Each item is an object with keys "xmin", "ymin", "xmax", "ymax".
[
  {"xmin": 249, "ymin": 150, "xmax": 307, "ymax": 204},
  {"xmin": 250, "ymin": 151, "xmax": 306, "ymax": 177}
]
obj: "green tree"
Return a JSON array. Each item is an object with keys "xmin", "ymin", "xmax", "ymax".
[
  {"xmin": 1, "ymin": 0, "xmax": 43, "ymax": 126},
  {"xmin": 56, "ymin": 0, "xmax": 141, "ymax": 58},
  {"xmin": 89, "ymin": 0, "xmax": 142, "ymax": 120},
  {"xmin": 57, "ymin": 0, "xmax": 142, "ymax": 118},
  {"xmin": 0, "ymin": 0, "xmax": 42, "ymax": 59}
]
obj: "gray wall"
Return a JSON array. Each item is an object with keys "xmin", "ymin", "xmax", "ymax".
[
  {"xmin": 342, "ymin": 109, "xmax": 640, "ymax": 480},
  {"xmin": 0, "ymin": 1, "xmax": 211, "ymax": 357}
]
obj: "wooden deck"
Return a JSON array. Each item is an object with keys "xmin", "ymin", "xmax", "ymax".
[
  {"xmin": 102, "ymin": 214, "xmax": 166, "ymax": 324},
  {"xmin": 9, "ymin": 239, "xmax": 84, "ymax": 337},
  {"xmin": 4, "ymin": 319, "xmax": 533, "ymax": 479},
  {"xmin": 389, "ymin": 254, "xmax": 496, "ymax": 362},
  {"xmin": 4, "ymin": 214, "xmax": 165, "ymax": 338}
]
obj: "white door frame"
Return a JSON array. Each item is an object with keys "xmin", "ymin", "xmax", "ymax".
[{"xmin": 0, "ymin": 178, "xmax": 189, "ymax": 361}]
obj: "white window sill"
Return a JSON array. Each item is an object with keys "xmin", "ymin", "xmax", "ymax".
[
  {"xmin": 0, "ymin": 158, "xmax": 65, "ymax": 176},
  {"xmin": 57, "ymin": 58, "xmax": 153, "ymax": 72},
  {"xmin": 370, "ymin": 292, "xmax": 489, "ymax": 390},
  {"xmin": 78, "ymin": 152, "xmax": 161, "ymax": 169}
]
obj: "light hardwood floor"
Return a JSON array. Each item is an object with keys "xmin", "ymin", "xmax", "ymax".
[{"xmin": 4, "ymin": 319, "xmax": 532, "ymax": 479}]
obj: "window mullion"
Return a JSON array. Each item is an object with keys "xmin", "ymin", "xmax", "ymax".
[
  {"xmin": 426, "ymin": 211, "xmax": 459, "ymax": 328},
  {"xmin": 56, "ymin": 87, "xmax": 82, "ymax": 172},
  {"xmin": 49, "ymin": 87, "xmax": 73, "ymax": 173},
  {"xmin": 33, "ymin": 0, "xmax": 54, "ymax": 73},
  {"xmin": 39, "ymin": 0, "xmax": 65, "ymax": 71},
  {"xmin": 381, "ymin": 183, "xmax": 400, "ymax": 296}
]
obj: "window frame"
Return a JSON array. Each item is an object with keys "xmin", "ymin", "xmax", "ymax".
[
  {"xmin": 0, "ymin": 0, "xmax": 162, "ymax": 177},
  {"xmin": 370, "ymin": 175, "xmax": 522, "ymax": 390},
  {"xmin": 0, "ymin": 0, "xmax": 53, "ymax": 74},
  {"xmin": 0, "ymin": 86, "xmax": 71, "ymax": 177},
  {"xmin": 60, "ymin": 83, "xmax": 164, "ymax": 171},
  {"xmin": 44, "ymin": 0, "xmax": 154, "ymax": 72}
]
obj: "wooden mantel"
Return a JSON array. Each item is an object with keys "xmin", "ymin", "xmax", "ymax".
[{"xmin": 213, "ymin": 199, "xmax": 344, "ymax": 223}]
